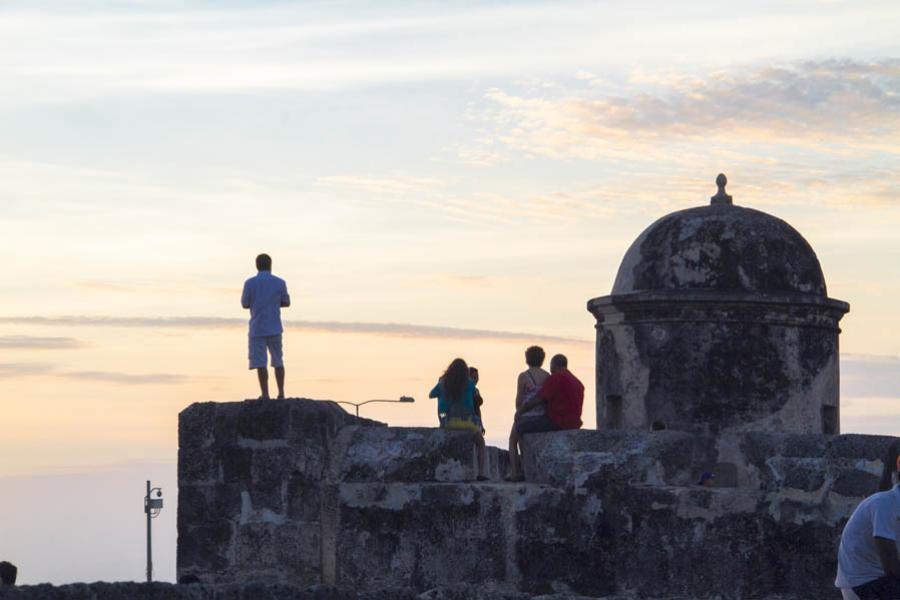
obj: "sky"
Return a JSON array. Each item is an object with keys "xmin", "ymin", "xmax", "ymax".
[{"xmin": 1, "ymin": 0, "xmax": 900, "ymax": 585}]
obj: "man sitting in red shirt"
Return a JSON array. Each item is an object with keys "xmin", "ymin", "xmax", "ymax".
[{"xmin": 507, "ymin": 354, "xmax": 584, "ymax": 481}]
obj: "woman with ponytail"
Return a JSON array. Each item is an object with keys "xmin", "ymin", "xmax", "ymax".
[
  {"xmin": 429, "ymin": 358, "xmax": 487, "ymax": 481},
  {"xmin": 836, "ymin": 442, "xmax": 900, "ymax": 599}
]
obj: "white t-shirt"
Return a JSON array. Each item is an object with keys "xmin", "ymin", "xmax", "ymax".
[{"xmin": 836, "ymin": 486, "xmax": 900, "ymax": 589}]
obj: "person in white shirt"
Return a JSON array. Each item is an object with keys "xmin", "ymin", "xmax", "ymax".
[
  {"xmin": 241, "ymin": 253, "xmax": 291, "ymax": 400},
  {"xmin": 836, "ymin": 451, "xmax": 900, "ymax": 599}
]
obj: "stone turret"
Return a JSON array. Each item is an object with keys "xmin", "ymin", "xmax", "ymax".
[{"xmin": 588, "ymin": 175, "xmax": 850, "ymax": 435}]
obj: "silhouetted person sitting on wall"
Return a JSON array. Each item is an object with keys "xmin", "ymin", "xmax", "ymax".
[
  {"xmin": 241, "ymin": 253, "xmax": 291, "ymax": 400},
  {"xmin": 430, "ymin": 358, "xmax": 487, "ymax": 481},
  {"xmin": 506, "ymin": 346, "xmax": 550, "ymax": 481},
  {"xmin": 469, "ymin": 366, "xmax": 485, "ymax": 434},
  {"xmin": 507, "ymin": 353, "xmax": 583, "ymax": 481},
  {"xmin": 836, "ymin": 445, "xmax": 900, "ymax": 600},
  {"xmin": 0, "ymin": 561, "xmax": 17, "ymax": 586}
]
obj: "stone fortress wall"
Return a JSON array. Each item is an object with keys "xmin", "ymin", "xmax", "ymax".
[
  {"xmin": 176, "ymin": 398, "xmax": 897, "ymax": 599},
  {"xmin": 173, "ymin": 177, "xmax": 895, "ymax": 599}
]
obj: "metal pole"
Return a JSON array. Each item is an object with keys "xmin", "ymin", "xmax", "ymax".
[
  {"xmin": 333, "ymin": 397, "xmax": 414, "ymax": 418},
  {"xmin": 146, "ymin": 480, "xmax": 152, "ymax": 583}
]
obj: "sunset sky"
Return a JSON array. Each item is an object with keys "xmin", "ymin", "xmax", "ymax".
[{"xmin": 2, "ymin": 0, "xmax": 900, "ymax": 585}]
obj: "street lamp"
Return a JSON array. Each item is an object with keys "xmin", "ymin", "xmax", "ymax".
[
  {"xmin": 335, "ymin": 396, "xmax": 415, "ymax": 418},
  {"xmin": 144, "ymin": 480, "xmax": 163, "ymax": 583}
]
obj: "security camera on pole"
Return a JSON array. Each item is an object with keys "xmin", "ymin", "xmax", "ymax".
[{"xmin": 144, "ymin": 480, "xmax": 164, "ymax": 583}]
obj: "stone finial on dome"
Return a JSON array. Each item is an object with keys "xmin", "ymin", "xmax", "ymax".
[{"xmin": 710, "ymin": 173, "xmax": 733, "ymax": 206}]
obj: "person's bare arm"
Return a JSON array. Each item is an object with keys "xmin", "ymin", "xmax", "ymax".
[
  {"xmin": 517, "ymin": 393, "xmax": 545, "ymax": 416},
  {"xmin": 875, "ymin": 537, "xmax": 900, "ymax": 577},
  {"xmin": 515, "ymin": 372, "xmax": 527, "ymax": 406},
  {"xmin": 241, "ymin": 282, "xmax": 252, "ymax": 309}
]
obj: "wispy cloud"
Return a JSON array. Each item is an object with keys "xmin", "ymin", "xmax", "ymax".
[
  {"xmin": 441, "ymin": 189, "xmax": 633, "ymax": 224},
  {"xmin": 464, "ymin": 59, "xmax": 900, "ymax": 210},
  {"xmin": 0, "ymin": 3, "xmax": 636, "ymax": 100},
  {"xmin": 0, "ymin": 363, "xmax": 56, "ymax": 379},
  {"xmin": 59, "ymin": 371, "xmax": 186, "ymax": 385},
  {"xmin": 452, "ymin": 142, "xmax": 508, "ymax": 167},
  {"xmin": 0, "ymin": 315, "xmax": 589, "ymax": 345},
  {"xmin": 293, "ymin": 320, "xmax": 587, "ymax": 344},
  {"xmin": 0, "ymin": 316, "xmax": 243, "ymax": 329},
  {"xmin": 4, "ymin": 2, "xmax": 899, "ymax": 103},
  {"xmin": 75, "ymin": 280, "xmax": 246, "ymax": 298},
  {"xmin": 0, "ymin": 335, "xmax": 82, "ymax": 349},
  {"xmin": 318, "ymin": 171, "xmax": 635, "ymax": 226},
  {"xmin": 0, "ymin": 362, "xmax": 186, "ymax": 385},
  {"xmin": 75, "ymin": 281, "xmax": 143, "ymax": 293},
  {"xmin": 481, "ymin": 60, "xmax": 900, "ymax": 152}
]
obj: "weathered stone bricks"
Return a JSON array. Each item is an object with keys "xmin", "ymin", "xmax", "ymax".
[{"xmin": 178, "ymin": 398, "xmax": 899, "ymax": 598}]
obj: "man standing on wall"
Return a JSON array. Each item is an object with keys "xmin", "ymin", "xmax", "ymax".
[{"xmin": 241, "ymin": 253, "xmax": 291, "ymax": 400}]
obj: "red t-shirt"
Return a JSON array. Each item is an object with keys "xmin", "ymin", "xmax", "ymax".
[{"xmin": 539, "ymin": 369, "xmax": 584, "ymax": 429}]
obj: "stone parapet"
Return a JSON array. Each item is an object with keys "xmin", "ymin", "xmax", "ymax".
[
  {"xmin": 334, "ymin": 425, "xmax": 507, "ymax": 483},
  {"xmin": 521, "ymin": 429, "xmax": 896, "ymax": 494},
  {"xmin": 177, "ymin": 399, "xmax": 503, "ymax": 586},
  {"xmin": 178, "ymin": 399, "xmax": 898, "ymax": 598},
  {"xmin": 721, "ymin": 431, "xmax": 893, "ymax": 493},
  {"xmin": 178, "ymin": 398, "xmax": 360, "ymax": 584},
  {"xmin": 520, "ymin": 429, "xmax": 710, "ymax": 488}
]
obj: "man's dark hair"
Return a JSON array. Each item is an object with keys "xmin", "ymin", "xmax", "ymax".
[
  {"xmin": 879, "ymin": 441, "xmax": 900, "ymax": 492},
  {"xmin": 256, "ymin": 253, "xmax": 272, "ymax": 271},
  {"xmin": 525, "ymin": 346, "xmax": 545, "ymax": 367},
  {"xmin": 0, "ymin": 561, "xmax": 17, "ymax": 586},
  {"xmin": 550, "ymin": 354, "xmax": 568, "ymax": 370}
]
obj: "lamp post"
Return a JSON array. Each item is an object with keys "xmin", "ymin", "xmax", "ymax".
[
  {"xmin": 334, "ymin": 396, "xmax": 415, "ymax": 418},
  {"xmin": 144, "ymin": 480, "xmax": 164, "ymax": 583}
]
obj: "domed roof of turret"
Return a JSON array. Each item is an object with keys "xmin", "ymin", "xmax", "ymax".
[{"xmin": 612, "ymin": 175, "xmax": 827, "ymax": 297}]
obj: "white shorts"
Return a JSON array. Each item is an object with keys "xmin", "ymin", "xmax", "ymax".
[{"xmin": 248, "ymin": 334, "xmax": 283, "ymax": 369}]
